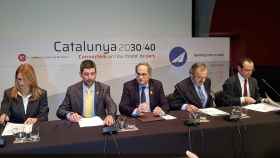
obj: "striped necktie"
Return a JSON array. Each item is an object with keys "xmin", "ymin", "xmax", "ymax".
[{"xmin": 198, "ymin": 86, "xmax": 206, "ymax": 107}]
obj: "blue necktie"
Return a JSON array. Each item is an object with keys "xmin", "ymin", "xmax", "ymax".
[
  {"xmin": 140, "ymin": 87, "xmax": 146, "ymax": 103},
  {"xmin": 198, "ymin": 86, "xmax": 206, "ymax": 107}
]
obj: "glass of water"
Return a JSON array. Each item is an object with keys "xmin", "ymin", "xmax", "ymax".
[{"xmin": 30, "ymin": 126, "xmax": 40, "ymax": 142}]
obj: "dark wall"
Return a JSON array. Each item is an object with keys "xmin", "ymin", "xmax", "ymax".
[
  {"xmin": 209, "ymin": 0, "xmax": 280, "ymax": 100},
  {"xmin": 210, "ymin": 0, "xmax": 280, "ymax": 67}
]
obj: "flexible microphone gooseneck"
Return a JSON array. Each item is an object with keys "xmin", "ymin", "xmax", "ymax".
[{"xmin": 261, "ymin": 79, "xmax": 280, "ymax": 98}]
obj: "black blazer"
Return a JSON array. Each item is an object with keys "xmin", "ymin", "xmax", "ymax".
[
  {"xmin": 0, "ymin": 88, "xmax": 49, "ymax": 123},
  {"xmin": 56, "ymin": 81, "xmax": 117, "ymax": 119},
  {"xmin": 119, "ymin": 79, "xmax": 169, "ymax": 116},
  {"xmin": 169, "ymin": 77, "xmax": 213, "ymax": 110},
  {"xmin": 222, "ymin": 74, "xmax": 261, "ymax": 106}
]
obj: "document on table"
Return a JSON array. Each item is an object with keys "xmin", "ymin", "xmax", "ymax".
[
  {"xmin": 78, "ymin": 116, "xmax": 104, "ymax": 127},
  {"xmin": 243, "ymin": 103, "xmax": 280, "ymax": 112},
  {"xmin": 161, "ymin": 114, "xmax": 176, "ymax": 120},
  {"xmin": 199, "ymin": 108, "xmax": 229, "ymax": 116},
  {"xmin": 265, "ymin": 93, "xmax": 280, "ymax": 107},
  {"xmin": 1, "ymin": 122, "xmax": 32, "ymax": 136}
]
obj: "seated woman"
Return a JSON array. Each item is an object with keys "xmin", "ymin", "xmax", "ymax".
[{"xmin": 0, "ymin": 63, "xmax": 49, "ymax": 124}]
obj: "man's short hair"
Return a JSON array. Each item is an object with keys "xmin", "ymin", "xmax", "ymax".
[
  {"xmin": 135, "ymin": 63, "xmax": 152, "ymax": 75},
  {"xmin": 189, "ymin": 63, "xmax": 207, "ymax": 75},
  {"xmin": 80, "ymin": 60, "xmax": 96, "ymax": 73},
  {"xmin": 238, "ymin": 57, "xmax": 254, "ymax": 68}
]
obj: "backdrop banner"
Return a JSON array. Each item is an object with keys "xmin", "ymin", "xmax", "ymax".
[{"xmin": 0, "ymin": 37, "xmax": 229, "ymax": 120}]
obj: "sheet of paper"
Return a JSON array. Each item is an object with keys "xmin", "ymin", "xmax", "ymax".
[
  {"xmin": 161, "ymin": 114, "xmax": 176, "ymax": 120},
  {"xmin": 199, "ymin": 108, "xmax": 229, "ymax": 116},
  {"xmin": 78, "ymin": 116, "xmax": 104, "ymax": 127},
  {"xmin": 2, "ymin": 122, "xmax": 32, "ymax": 136},
  {"xmin": 265, "ymin": 93, "xmax": 280, "ymax": 107},
  {"xmin": 244, "ymin": 103, "xmax": 280, "ymax": 112}
]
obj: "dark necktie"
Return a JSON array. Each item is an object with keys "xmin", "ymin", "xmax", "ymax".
[
  {"xmin": 244, "ymin": 79, "xmax": 248, "ymax": 96},
  {"xmin": 140, "ymin": 87, "xmax": 146, "ymax": 103},
  {"xmin": 198, "ymin": 86, "xmax": 206, "ymax": 107}
]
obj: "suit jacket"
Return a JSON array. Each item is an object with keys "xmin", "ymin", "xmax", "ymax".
[
  {"xmin": 119, "ymin": 79, "xmax": 169, "ymax": 116},
  {"xmin": 222, "ymin": 74, "xmax": 261, "ymax": 106},
  {"xmin": 169, "ymin": 77, "xmax": 213, "ymax": 110},
  {"xmin": 56, "ymin": 81, "xmax": 117, "ymax": 119},
  {"xmin": 0, "ymin": 88, "xmax": 49, "ymax": 123}
]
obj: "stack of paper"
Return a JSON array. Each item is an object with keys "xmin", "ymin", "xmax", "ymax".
[
  {"xmin": 244, "ymin": 103, "xmax": 280, "ymax": 112},
  {"xmin": 78, "ymin": 116, "xmax": 104, "ymax": 127},
  {"xmin": 199, "ymin": 108, "xmax": 229, "ymax": 116},
  {"xmin": 2, "ymin": 122, "xmax": 32, "ymax": 136}
]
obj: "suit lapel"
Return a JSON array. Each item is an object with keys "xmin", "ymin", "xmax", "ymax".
[
  {"xmin": 133, "ymin": 79, "xmax": 140, "ymax": 105},
  {"xmin": 77, "ymin": 82, "xmax": 84, "ymax": 114},
  {"xmin": 149, "ymin": 80, "xmax": 155, "ymax": 109},
  {"xmin": 17, "ymin": 97, "xmax": 26, "ymax": 116},
  {"xmin": 248, "ymin": 78, "xmax": 254, "ymax": 96},
  {"xmin": 94, "ymin": 82, "xmax": 100, "ymax": 114},
  {"xmin": 235, "ymin": 75, "xmax": 243, "ymax": 96},
  {"xmin": 189, "ymin": 80, "xmax": 202, "ymax": 107}
]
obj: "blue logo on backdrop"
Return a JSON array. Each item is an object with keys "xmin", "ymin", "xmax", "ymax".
[{"xmin": 169, "ymin": 47, "xmax": 187, "ymax": 67}]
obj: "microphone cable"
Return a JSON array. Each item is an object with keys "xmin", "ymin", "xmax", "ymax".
[
  {"xmin": 198, "ymin": 126, "xmax": 205, "ymax": 157},
  {"xmin": 111, "ymin": 134, "xmax": 121, "ymax": 156},
  {"xmin": 240, "ymin": 119, "xmax": 248, "ymax": 158},
  {"xmin": 188, "ymin": 127, "xmax": 192, "ymax": 151},
  {"xmin": 103, "ymin": 126, "xmax": 121, "ymax": 157}
]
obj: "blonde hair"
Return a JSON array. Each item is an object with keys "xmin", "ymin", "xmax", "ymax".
[{"xmin": 10, "ymin": 63, "xmax": 43, "ymax": 101}]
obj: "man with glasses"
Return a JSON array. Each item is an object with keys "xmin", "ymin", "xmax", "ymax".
[
  {"xmin": 222, "ymin": 57, "xmax": 261, "ymax": 106},
  {"xmin": 119, "ymin": 63, "xmax": 168, "ymax": 117},
  {"xmin": 169, "ymin": 63, "xmax": 213, "ymax": 112}
]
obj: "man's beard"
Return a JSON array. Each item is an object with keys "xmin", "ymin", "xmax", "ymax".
[{"xmin": 84, "ymin": 80, "xmax": 94, "ymax": 87}]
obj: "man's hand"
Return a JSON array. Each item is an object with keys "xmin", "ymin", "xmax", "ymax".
[
  {"xmin": 186, "ymin": 104, "xmax": 199, "ymax": 113},
  {"xmin": 68, "ymin": 112, "xmax": 82, "ymax": 122},
  {"xmin": 137, "ymin": 102, "xmax": 149, "ymax": 113},
  {"xmin": 104, "ymin": 115, "xmax": 114, "ymax": 126},
  {"xmin": 0, "ymin": 114, "xmax": 9, "ymax": 124},
  {"xmin": 244, "ymin": 97, "xmax": 256, "ymax": 105},
  {"xmin": 24, "ymin": 117, "xmax": 38, "ymax": 124},
  {"xmin": 153, "ymin": 106, "xmax": 163, "ymax": 116}
]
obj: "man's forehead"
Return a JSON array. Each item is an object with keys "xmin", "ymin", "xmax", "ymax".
[
  {"xmin": 82, "ymin": 68, "xmax": 96, "ymax": 73},
  {"xmin": 137, "ymin": 65, "xmax": 148, "ymax": 72},
  {"xmin": 195, "ymin": 68, "xmax": 207, "ymax": 75}
]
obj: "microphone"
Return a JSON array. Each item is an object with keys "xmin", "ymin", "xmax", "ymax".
[
  {"xmin": 210, "ymin": 90, "xmax": 216, "ymax": 107},
  {"xmin": 261, "ymin": 79, "xmax": 280, "ymax": 98},
  {"xmin": 102, "ymin": 126, "xmax": 117, "ymax": 135},
  {"xmin": 225, "ymin": 106, "xmax": 241, "ymax": 121},
  {"xmin": 184, "ymin": 111, "xmax": 200, "ymax": 126}
]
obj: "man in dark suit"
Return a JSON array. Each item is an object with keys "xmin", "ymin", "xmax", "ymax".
[
  {"xmin": 170, "ymin": 63, "xmax": 213, "ymax": 112},
  {"xmin": 119, "ymin": 63, "xmax": 168, "ymax": 117},
  {"xmin": 56, "ymin": 60, "xmax": 116, "ymax": 126},
  {"xmin": 223, "ymin": 57, "xmax": 261, "ymax": 106}
]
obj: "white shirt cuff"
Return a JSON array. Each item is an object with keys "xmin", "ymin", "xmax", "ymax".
[
  {"xmin": 132, "ymin": 108, "xmax": 140, "ymax": 117},
  {"xmin": 181, "ymin": 104, "xmax": 188, "ymax": 111},
  {"xmin": 240, "ymin": 97, "xmax": 245, "ymax": 104},
  {"xmin": 66, "ymin": 112, "xmax": 73, "ymax": 120}
]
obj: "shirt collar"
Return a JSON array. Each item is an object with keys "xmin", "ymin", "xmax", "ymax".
[
  {"xmin": 238, "ymin": 72, "xmax": 246, "ymax": 82},
  {"xmin": 139, "ymin": 83, "xmax": 149, "ymax": 89},
  {"xmin": 83, "ymin": 82, "xmax": 95, "ymax": 92}
]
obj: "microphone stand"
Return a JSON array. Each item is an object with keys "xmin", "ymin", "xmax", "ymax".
[{"xmin": 262, "ymin": 79, "xmax": 280, "ymax": 98}]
